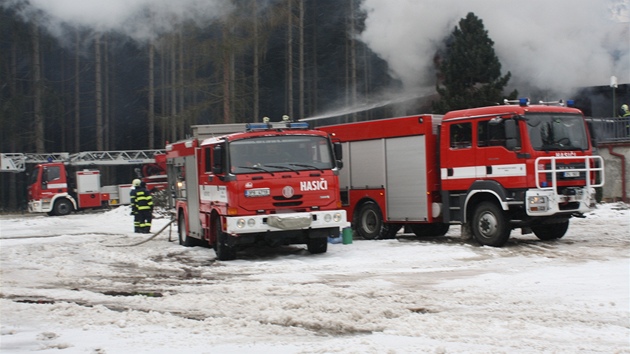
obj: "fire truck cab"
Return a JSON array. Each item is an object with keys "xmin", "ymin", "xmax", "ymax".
[{"xmin": 166, "ymin": 121, "xmax": 347, "ymax": 260}]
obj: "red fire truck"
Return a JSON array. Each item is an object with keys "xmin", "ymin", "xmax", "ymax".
[
  {"xmin": 165, "ymin": 120, "xmax": 347, "ymax": 260},
  {"xmin": 317, "ymin": 99, "xmax": 604, "ymax": 246},
  {"xmin": 1, "ymin": 150, "xmax": 166, "ymax": 216}
]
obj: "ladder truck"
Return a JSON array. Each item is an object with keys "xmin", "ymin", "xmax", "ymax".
[
  {"xmin": 1, "ymin": 150, "xmax": 167, "ymax": 216},
  {"xmin": 166, "ymin": 119, "xmax": 347, "ymax": 260},
  {"xmin": 318, "ymin": 99, "xmax": 604, "ymax": 246}
]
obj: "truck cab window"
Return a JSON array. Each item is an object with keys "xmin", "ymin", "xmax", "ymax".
[
  {"xmin": 204, "ymin": 147, "xmax": 212, "ymax": 173},
  {"xmin": 478, "ymin": 120, "xmax": 507, "ymax": 147},
  {"xmin": 44, "ymin": 166, "xmax": 61, "ymax": 182},
  {"xmin": 450, "ymin": 123, "xmax": 472, "ymax": 149}
]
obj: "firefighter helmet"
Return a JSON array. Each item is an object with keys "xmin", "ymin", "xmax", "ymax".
[{"xmin": 132, "ymin": 179, "xmax": 141, "ymax": 187}]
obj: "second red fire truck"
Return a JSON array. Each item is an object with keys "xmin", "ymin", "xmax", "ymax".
[
  {"xmin": 165, "ymin": 120, "xmax": 347, "ymax": 260},
  {"xmin": 318, "ymin": 99, "xmax": 604, "ymax": 246}
]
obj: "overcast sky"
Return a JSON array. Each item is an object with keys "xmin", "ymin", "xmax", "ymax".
[{"xmin": 359, "ymin": 0, "xmax": 630, "ymax": 96}]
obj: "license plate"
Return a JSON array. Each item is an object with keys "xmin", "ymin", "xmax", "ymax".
[
  {"xmin": 245, "ymin": 188, "xmax": 270, "ymax": 197},
  {"xmin": 563, "ymin": 171, "xmax": 579, "ymax": 177}
]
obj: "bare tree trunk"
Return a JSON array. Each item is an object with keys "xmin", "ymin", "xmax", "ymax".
[
  {"xmin": 148, "ymin": 41, "xmax": 155, "ymax": 149},
  {"xmin": 103, "ymin": 34, "xmax": 110, "ymax": 150},
  {"xmin": 170, "ymin": 35, "xmax": 177, "ymax": 142},
  {"xmin": 95, "ymin": 33, "xmax": 104, "ymax": 151},
  {"xmin": 310, "ymin": 0, "xmax": 318, "ymax": 115},
  {"xmin": 253, "ymin": 0, "xmax": 260, "ymax": 122},
  {"xmin": 298, "ymin": 0, "xmax": 304, "ymax": 119},
  {"xmin": 222, "ymin": 22, "xmax": 231, "ymax": 123},
  {"xmin": 74, "ymin": 30, "xmax": 81, "ymax": 152},
  {"xmin": 349, "ymin": 0, "xmax": 357, "ymax": 122},
  {"xmin": 160, "ymin": 46, "xmax": 167, "ymax": 145},
  {"xmin": 287, "ymin": 1, "xmax": 294, "ymax": 119},
  {"xmin": 178, "ymin": 29, "xmax": 185, "ymax": 136},
  {"xmin": 9, "ymin": 37, "xmax": 18, "ymax": 209},
  {"xmin": 32, "ymin": 22, "xmax": 44, "ymax": 153}
]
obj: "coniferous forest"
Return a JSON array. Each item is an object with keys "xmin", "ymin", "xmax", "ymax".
[{"xmin": 0, "ymin": 0, "xmax": 401, "ymax": 155}]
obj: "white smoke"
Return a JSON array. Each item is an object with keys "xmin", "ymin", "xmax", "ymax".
[
  {"xmin": 3, "ymin": 0, "xmax": 233, "ymax": 42},
  {"xmin": 359, "ymin": 0, "xmax": 630, "ymax": 98}
]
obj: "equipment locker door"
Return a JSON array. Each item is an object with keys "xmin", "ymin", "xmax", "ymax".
[
  {"xmin": 385, "ymin": 136, "xmax": 429, "ymax": 221},
  {"xmin": 184, "ymin": 153, "xmax": 203, "ymax": 237}
]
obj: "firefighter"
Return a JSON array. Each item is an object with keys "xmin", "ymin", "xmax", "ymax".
[
  {"xmin": 130, "ymin": 179, "xmax": 141, "ymax": 233},
  {"xmin": 133, "ymin": 181, "xmax": 154, "ymax": 234}
]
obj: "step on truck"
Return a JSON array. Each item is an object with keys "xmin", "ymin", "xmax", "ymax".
[
  {"xmin": 317, "ymin": 99, "xmax": 604, "ymax": 246},
  {"xmin": 165, "ymin": 119, "xmax": 347, "ymax": 260}
]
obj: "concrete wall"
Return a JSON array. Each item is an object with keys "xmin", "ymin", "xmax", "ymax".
[{"xmin": 596, "ymin": 144, "xmax": 630, "ymax": 202}]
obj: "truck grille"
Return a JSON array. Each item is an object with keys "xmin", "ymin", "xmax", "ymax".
[
  {"xmin": 273, "ymin": 194, "xmax": 303, "ymax": 207},
  {"xmin": 544, "ymin": 162, "xmax": 586, "ymax": 181}
]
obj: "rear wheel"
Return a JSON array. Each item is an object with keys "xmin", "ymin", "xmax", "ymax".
[
  {"xmin": 471, "ymin": 202, "xmax": 510, "ymax": 247},
  {"xmin": 532, "ymin": 220, "xmax": 569, "ymax": 240},
  {"xmin": 355, "ymin": 202, "xmax": 384, "ymax": 240},
  {"xmin": 214, "ymin": 218, "xmax": 236, "ymax": 261},
  {"xmin": 51, "ymin": 199, "xmax": 73, "ymax": 216}
]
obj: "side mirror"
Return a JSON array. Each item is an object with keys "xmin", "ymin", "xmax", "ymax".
[
  {"xmin": 212, "ymin": 145, "xmax": 224, "ymax": 174},
  {"xmin": 333, "ymin": 142, "xmax": 343, "ymax": 169}
]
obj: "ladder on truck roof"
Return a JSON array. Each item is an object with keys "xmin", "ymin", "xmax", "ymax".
[{"xmin": 0, "ymin": 150, "xmax": 164, "ymax": 173}]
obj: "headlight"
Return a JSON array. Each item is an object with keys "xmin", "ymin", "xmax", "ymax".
[
  {"xmin": 324, "ymin": 214, "xmax": 332, "ymax": 222},
  {"xmin": 333, "ymin": 213, "xmax": 342, "ymax": 222},
  {"xmin": 237, "ymin": 219, "xmax": 246, "ymax": 228},
  {"xmin": 528, "ymin": 196, "xmax": 547, "ymax": 205},
  {"xmin": 247, "ymin": 218, "xmax": 256, "ymax": 227}
]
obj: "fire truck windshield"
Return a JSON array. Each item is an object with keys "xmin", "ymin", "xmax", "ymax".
[
  {"xmin": 525, "ymin": 113, "xmax": 589, "ymax": 151},
  {"xmin": 229, "ymin": 135, "xmax": 334, "ymax": 174}
]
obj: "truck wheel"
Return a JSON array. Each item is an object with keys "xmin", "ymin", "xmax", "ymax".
[
  {"xmin": 307, "ymin": 237, "xmax": 328, "ymax": 254},
  {"xmin": 355, "ymin": 202, "xmax": 384, "ymax": 240},
  {"xmin": 532, "ymin": 220, "xmax": 569, "ymax": 241},
  {"xmin": 178, "ymin": 214, "xmax": 196, "ymax": 247},
  {"xmin": 410, "ymin": 223, "xmax": 450, "ymax": 237},
  {"xmin": 471, "ymin": 202, "xmax": 510, "ymax": 247},
  {"xmin": 215, "ymin": 220, "xmax": 236, "ymax": 261},
  {"xmin": 52, "ymin": 199, "xmax": 73, "ymax": 216}
]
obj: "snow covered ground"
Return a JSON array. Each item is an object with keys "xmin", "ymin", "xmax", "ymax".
[{"xmin": 1, "ymin": 203, "xmax": 629, "ymax": 354}]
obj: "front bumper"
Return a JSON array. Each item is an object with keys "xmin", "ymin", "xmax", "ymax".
[
  {"xmin": 28, "ymin": 199, "xmax": 53, "ymax": 213},
  {"xmin": 225, "ymin": 210, "xmax": 348, "ymax": 235},
  {"xmin": 525, "ymin": 187, "xmax": 595, "ymax": 216}
]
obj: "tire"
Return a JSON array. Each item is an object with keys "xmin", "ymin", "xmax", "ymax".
[
  {"xmin": 471, "ymin": 202, "xmax": 510, "ymax": 247},
  {"xmin": 214, "ymin": 218, "xmax": 236, "ymax": 261},
  {"xmin": 355, "ymin": 202, "xmax": 385, "ymax": 240},
  {"xmin": 307, "ymin": 237, "xmax": 328, "ymax": 254},
  {"xmin": 178, "ymin": 213, "xmax": 196, "ymax": 247},
  {"xmin": 52, "ymin": 199, "xmax": 73, "ymax": 216},
  {"xmin": 410, "ymin": 223, "xmax": 450, "ymax": 237},
  {"xmin": 532, "ymin": 220, "xmax": 569, "ymax": 241}
]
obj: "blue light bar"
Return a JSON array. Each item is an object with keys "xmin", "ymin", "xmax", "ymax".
[
  {"xmin": 566, "ymin": 100, "xmax": 575, "ymax": 107},
  {"xmin": 246, "ymin": 123, "xmax": 272, "ymax": 131},
  {"xmin": 287, "ymin": 122, "xmax": 309, "ymax": 129},
  {"xmin": 518, "ymin": 98, "xmax": 530, "ymax": 106}
]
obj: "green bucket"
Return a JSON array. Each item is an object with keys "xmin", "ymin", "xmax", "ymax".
[{"xmin": 342, "ymin": 227, "xmax": 353, "ymax": 245}]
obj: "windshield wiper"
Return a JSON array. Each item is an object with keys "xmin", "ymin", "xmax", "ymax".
[
  {"xmin": 235, "ymin": 165, "xmax": 275, "ymax": 175},
  {"xmin": 264, "ymin": 164, "xmax": 300, "ymax": 174},
  {"xmin": 289, "ymin": 163, "xmax": 324, "ymax": 172}
]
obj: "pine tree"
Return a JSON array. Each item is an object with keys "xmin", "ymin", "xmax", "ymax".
[{"xmin": 433, "ymin": 12, "xmax": 516, "ymax": 113}]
